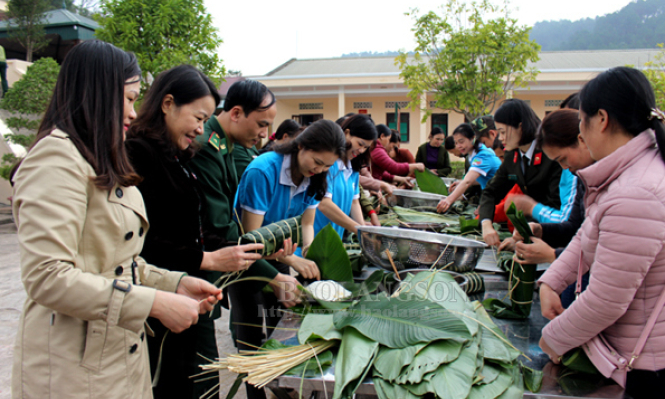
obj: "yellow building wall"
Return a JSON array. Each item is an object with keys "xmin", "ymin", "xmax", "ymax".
[{"xmin": 270, "ymin": 92, "xmax": 577, "ymax": 156}]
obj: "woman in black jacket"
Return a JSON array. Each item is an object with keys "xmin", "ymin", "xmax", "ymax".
[
  {"xmin": 478, "ymin": 99, "xmax": 563, "ymax": 246},
  {"xmin": 125, "ymin": 65, "xmax": 289, "ymax": 399}
]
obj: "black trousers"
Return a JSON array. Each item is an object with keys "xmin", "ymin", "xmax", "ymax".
[
  {"xmin": 625, "ymin": 368, "xmax": 665, "ymax": 398},
  {"xmin": 148, "ymin": 310, "xmax": 220, "ymax": 399},
  {"xmin": 228, "ymin": 261, "xmax": 290, "ymax": 399}
]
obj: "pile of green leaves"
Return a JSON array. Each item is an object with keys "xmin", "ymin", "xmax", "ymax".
[
  {"xmin": 483, "ymin": 203, "xmax": 537, "ymax": 319},
  {"xmin": 297, "ymin": 270, "xmax": 542, "ymax": 398},
  {"xmin": 415, "ymin": 169, "xmax": 448, "ymax": 195}
]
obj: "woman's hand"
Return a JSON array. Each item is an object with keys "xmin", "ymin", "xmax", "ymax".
[
  {"xmin": 539, "ymin": 336, "xmax": 561, "ymax": 364},
  {"xmin": 264, "ymin": 238, "xmax": 295, "ymax": 261},
  {"xmin": 505, "ymin": 194, "xmax": 537, "ymax": 217},
  {"xmin": 540, "ymin": 283, "xmax": 565, "ymax": 320},
  {"xmin": 410, "ymin": 163, "xmax": 426, "ymax": 173},
  {"xmin": 201, "ymin": 243, "xmax": 264, "ymax": 272},
  {"xmin": 269, "ymin": 273, "xmax": 303, "ymax": 308},
  {"xmin": 393, "ymin": 176, "xmax": 414, "ymax": 188},
  {"xmin": 515, "ymin": 237, "xmax": 556, "ymax": 265},
  {"xmin": 449, "ymin": 181, "xmax": 459, "ymax": 192},
  {"xmin": 436, "ymin": 198, "xmax": 453, "ymax": 213},
  {"xmin": 498, "ymin": 237, "xmax": 516, "ymax": 252},
  {"xmin": 429, "ymin": 169, "xmax": 438, "ymax": 174},
  {"xmin": 281, "ymin": 255, "xmax": 320, "ymax": 280},
  {"xmin": 379, "ymin": 181, "xmax": 394, "ymax": 196},
  {"xmin": 176, "ymin": 275, "xmax": 223, "ymax": 313},
  {"xmin": 482, "ymin": 220, "xmax": 501, "ymax": 247},
  {"xmin": 150, "ymin": 291, "xmax": 201, "ymax": 333}
]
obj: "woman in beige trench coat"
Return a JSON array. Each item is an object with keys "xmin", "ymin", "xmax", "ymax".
[{"xmin": 11, "ymin": 40, "xmax": 223, "ymax": 399}]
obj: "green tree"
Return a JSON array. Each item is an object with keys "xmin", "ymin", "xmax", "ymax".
[
  {"xmin": 396, "ymin": 0, "xmax": 540, "ymax": 121},
  {"xmin": 0, "ymin": 58, "xmax": 60, "ymax": 180},
  {"xmin": 95, "ymin": 0, "xmax": 225, "ymax": 94},
  {"xmin": 643, "ymin": 44, "xmax": 665, "ymax": 112},
  {"xmin": 7, "ymin": 0, "xmax": 51, "ymax": 62}
]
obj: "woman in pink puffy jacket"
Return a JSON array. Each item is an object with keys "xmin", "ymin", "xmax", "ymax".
[{"xmin": 538, "ymin": 66, "xmax": 665, "ymax": 398}]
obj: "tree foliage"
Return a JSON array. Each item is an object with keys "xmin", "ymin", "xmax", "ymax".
[
  {"xmin": 532, "ymin": 0, "xmax": 665, "ymax": 51},
  {"xmin": 7, "ymin": 0, "xmax": 51, "ymax": 62},
  {"xmin": 397, "ymin": 0, "xmax": 540, "ymax": 121},
  {"xmin": 0, "ymin": 57, "xmax": 60, "ymax": 180},
  {"xmin": 95, "ymin": 0, "xmax": 225, "ymax": 94},
  {"xmin": 643, "ymin": 44, "xmax": 665, "ymax": 112}
]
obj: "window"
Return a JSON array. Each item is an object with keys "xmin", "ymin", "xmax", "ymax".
[
  {"xmin": 291, "ymin": 114, "xmax": 323, "ymax": 126},
  {"xmin": 431, "ymin": 113, "xmax": 448, "ymax": 137},
  {"xmin": 386, "ymin": 112, "xmax": 410, "ymax": 143}
]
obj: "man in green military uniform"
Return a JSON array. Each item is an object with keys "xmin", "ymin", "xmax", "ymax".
[
  {"xmin": 189, "ymin": 80, "xmax": 298, "ymax": 399},
  {"xmin": 233, "ymin": 144, "xmax": 259, "ymax": 178}
]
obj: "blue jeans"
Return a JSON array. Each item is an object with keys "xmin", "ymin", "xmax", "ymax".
[{"xmin": 560, "ymin": 272, "xmax": 589, "ymax": 309}]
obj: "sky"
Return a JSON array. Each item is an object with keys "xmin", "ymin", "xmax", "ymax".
[{"xmin": 203, "ymin": 0, "xmax": 632, "ymax": 76}]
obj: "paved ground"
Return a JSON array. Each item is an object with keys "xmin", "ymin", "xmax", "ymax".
[{"xmin": 0, "ymin": 203, "xmax": 259, "ymax": 399}]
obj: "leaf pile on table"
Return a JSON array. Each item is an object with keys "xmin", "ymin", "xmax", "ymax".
[
  {"xmin": 483, "ymin": 203, "xmax": 538, "ymax": 319},
  {"xmin": 202, "ymin": 269, "xmax": 542, "ymax": 399}
]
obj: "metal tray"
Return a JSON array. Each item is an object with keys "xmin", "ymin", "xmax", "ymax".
[
  {"xmin": 387, "ymin": 189, "xmax": 446, "ymax": 209},
  {"xmin": 357, "ymin": 226, "xmax": 485, "ymax": 273}
]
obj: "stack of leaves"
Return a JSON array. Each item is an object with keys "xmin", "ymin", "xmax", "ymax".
[
  {"xmin": 239, "ymin": 216, "xmax": 302, "ymax": 256},
  {"xmin": 297, "ymin": 270, "xmax": 542, "ymax": 399},
  {"xmin": 415, "ymin": 169, "xmax": 449, "ymax": 195},
  {"xmin": 483, "ymin": 203, "xmax": 537, "ymax": 319},
  {"xmin": 393, "ymin": 206, "xmax": 459, "ymax": 226}
]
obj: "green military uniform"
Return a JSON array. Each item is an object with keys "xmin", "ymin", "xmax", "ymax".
[
  {"xmin": 189, "ymin": 116, "xmax": 281, "ymax": 399},
  {"xmin": 189, "ymin": 115, "xmax": 278, "ymax": 280},
  {"xmin": 478, "ymin": 144, "xmax": 562, "ymax": 222},
  {"xmin": 233, "ymin": 144, "xmax": 259, "ymax": 178}
]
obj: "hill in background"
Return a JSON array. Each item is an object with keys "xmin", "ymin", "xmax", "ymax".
[{"xmin": 531, "ymin": 0, "xmax": 665, "ymax": 50}]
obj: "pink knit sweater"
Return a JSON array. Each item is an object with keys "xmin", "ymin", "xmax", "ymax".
[{"xmin": 539, "ymin": 130, "xmax": 665, "ymax": 371}]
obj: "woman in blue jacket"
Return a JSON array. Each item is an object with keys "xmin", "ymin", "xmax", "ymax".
[
  {"xmin": 437, "ymin": 123, "xmax": 502, "ymax": 213},
  {"xmin": 314, "ymin": 114, "xmax": 377, "ymax": 238}
]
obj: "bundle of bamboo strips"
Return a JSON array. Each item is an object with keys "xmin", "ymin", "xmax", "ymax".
[{"xmin": 198, "ymin": 340, "xmax": 336, "ymax": 389}]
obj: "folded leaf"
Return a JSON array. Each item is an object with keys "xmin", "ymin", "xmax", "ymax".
[
  {"xmin": 332, "ymin": 328, "xmax": 379, "ymax": 399},
  {"xmin": 297, "ymin": 313, "xmax": 343, "ymax": 344},
  {"xmin": 521, "ymin": 363, "xmax": 544, "ymax": 393},
  {"xmin": 306, "ymin": 224, "xmax": 353, "ymax": 282},
  {"xmin": 416, "ymin": 169, "xmax": 449, "ymax": 195},
  {"xmin": 395, "ymin": 340, "xmax": 464, "ymax": 384},
  {"xmin": 430, "ymin": 338, "xmax": 479, "ymax": 399}
]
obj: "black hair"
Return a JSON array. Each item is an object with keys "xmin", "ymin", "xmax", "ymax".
[
  {"xmin": 494, "ymin": 99, "xmax": 541, "ymax": 146},
  {"xmin": 389, "ymin": 129, "xmax": 400, "ymax": 143},
  {"xmin": 492, "ymin": 136, "xmax": 503, "ymax": 151},
  {"xmin": 580, "ymin": 66, "xmax": 665, "ymax": 163},
  {"xmin": 335, "ymin": 112, "xmax": 356, "ymax": 125},
  {"xmin": 444, "ymin": 135, "xmax": 456, "ymax": 150},
  {"xmin": 536, "ymin": 109, "xmax": 580, "ymax": 149},
  {"xmin": 340, "ymin": 114, "xmax": 378, "ymax": 171},
  {"xmin": 223, "ymin": 79, "xmax": 275, "ymax": 116},
  {"xmin": 376, "ymin": 124, "xmax": 392, "ymax": 138},
  {"xmin": 35, "ymin": 40, "xmax": 141, "ymax": 190},
  {"xmin": 430, "ymin": 126, "xmax": 445, "ymax": 137},
  {"xmin": 560, "ymin": 92, "xmax": 580, "ymax": 110},
  {"xmin": 274, "ymin": 119, "xmax": 346, "ymax": 200},
  {"xmin": 127, "ymin": 64, "xmax": 220, "ymax": 160},
  {"xmin": 275, "ymin": 119, "xmax": 302, "ymax": 140},
  {"xmin": 452, "ymin": 123, "xmax": 482, "ymax": 152}
]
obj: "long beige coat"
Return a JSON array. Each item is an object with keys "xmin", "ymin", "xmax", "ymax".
[{"xmin": 11, "ymin": 130, "xmax": 184, "ymax": 398}]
